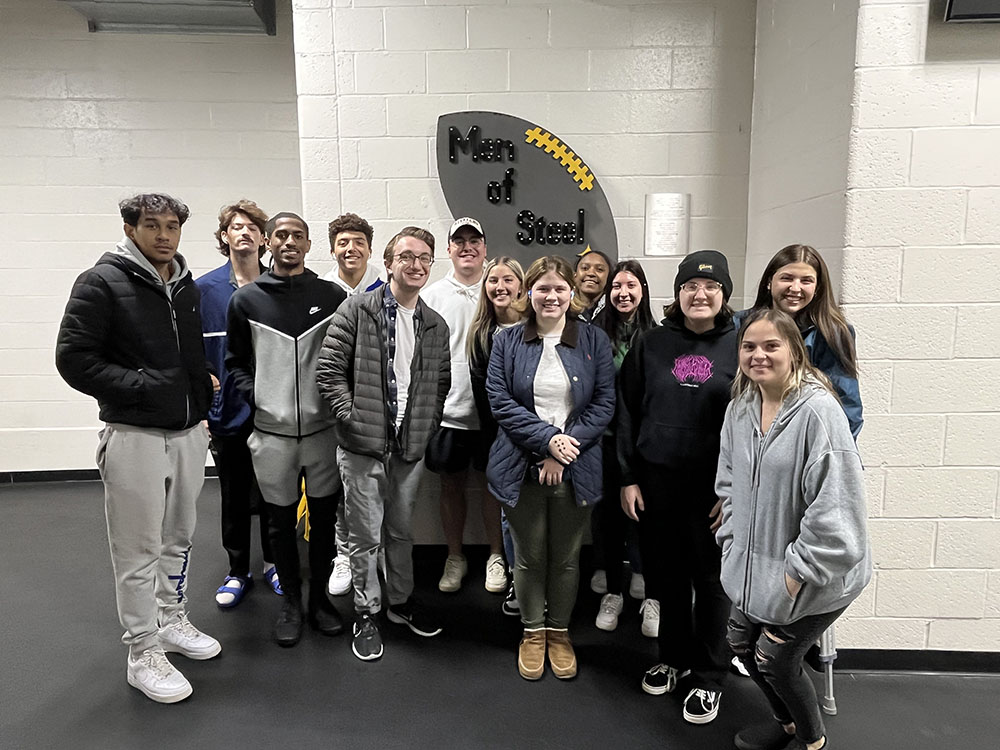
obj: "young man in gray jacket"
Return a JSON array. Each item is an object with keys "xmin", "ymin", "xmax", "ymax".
[{"xmin": 316, "ymin": 226, "xmax": 451, "ymax": 662}]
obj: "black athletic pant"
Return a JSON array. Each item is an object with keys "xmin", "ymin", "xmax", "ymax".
[
  {"xmin": 210, "ymin": 428, "xmax": 272, "ymax": 578},
  {"xmin": 266, "ymin": 492, "xmax": 340, "ymax": 608},
  {"xmin": 637, "ymin": 461, "xmax": 730, "ymax": 691},
  {"xmin": 593, "ymin": 435, "xmax": 642, "ymax": 595}
]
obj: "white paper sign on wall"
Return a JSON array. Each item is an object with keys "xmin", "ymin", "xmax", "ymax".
[{"xmin": 644, "ymin": 193, "xmax": 690, "ymax": 257}]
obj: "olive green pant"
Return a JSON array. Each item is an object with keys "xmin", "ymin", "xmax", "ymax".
[{"xmin": 505, "ymin": 479, "xmax": 591, "ymax": 629}]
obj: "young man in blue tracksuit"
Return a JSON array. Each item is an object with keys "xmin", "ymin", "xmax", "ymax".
[{"xmin": 197, "ymin": 199, "xmax": 281, "ymax": 608}]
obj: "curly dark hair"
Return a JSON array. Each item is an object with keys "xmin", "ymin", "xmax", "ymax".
[
  {"xmin": 119, "ymin": 193, "xmax": 190, "ymax": 227},
  {"xmin": 328, "ymin": 213, "xmax": 374, "ymax": 250}
]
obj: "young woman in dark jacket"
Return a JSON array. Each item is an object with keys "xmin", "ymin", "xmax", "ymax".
[
  {"xmin": 467, "ymin": 256, "xmax": 525, "ymax": 615},
  {"xmin": 590, "ymin": 260, "xmax": 656, "ymax": 634},
  {"xmin": 618, "ymin": 250, "xmax": 738, "ymax": 725},
  {"xmin": 486, "ymin": 255, "xmax": 615, "ymax": 681},
  {"xmin": 741, "ymin": 244, "xmax": 862, "ymax": 438}
]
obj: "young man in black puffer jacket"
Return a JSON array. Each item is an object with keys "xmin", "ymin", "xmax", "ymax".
[{"xmin": 56, "ymin": 193, "xmax": 219, "ymax": 704}]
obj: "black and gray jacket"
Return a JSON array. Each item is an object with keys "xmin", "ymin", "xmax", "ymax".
[
  {"xmin": 55, "ymin": 239, "xmax": 213, "ymax": 430},
  {"xmin": 226, "ymin": 268, "xmax": 347, "ymax": 439},
  {"xmin": 316, "ymin": 286, "xmax": 451, "ymax": 462}
]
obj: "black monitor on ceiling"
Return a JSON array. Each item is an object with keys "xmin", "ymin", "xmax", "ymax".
[{"xmin": 945, "ymin": 0, "xmax": 1000, "ymax": 21}]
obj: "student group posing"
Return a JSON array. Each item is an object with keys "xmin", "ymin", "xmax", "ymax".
[{"xmin": 56, "ymin": 192, "xmax": 871, "ymax": 750}]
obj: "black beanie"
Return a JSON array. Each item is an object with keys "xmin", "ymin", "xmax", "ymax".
[{"xmin": 674, "ymin": 250, "xmax": 733, "ymax": 301}]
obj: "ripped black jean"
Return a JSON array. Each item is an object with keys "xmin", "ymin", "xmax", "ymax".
[{"xmin": 727, "ymin": 605, "xmax": 845, "ymax": 744}]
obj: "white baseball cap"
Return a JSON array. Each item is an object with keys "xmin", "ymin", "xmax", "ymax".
[{"xmin": 448, "ymin": 217, "xmax": 485, "ymax": 242}]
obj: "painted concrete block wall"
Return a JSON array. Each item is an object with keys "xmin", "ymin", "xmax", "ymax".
[
  {"xmin": 291, "ymin": 0, "xmax": 756, "ymax": 316},
  {"xmin": 839, "ymin": 0, "xmax": 1000, "ymax": 651},
  {"xmin": 744, "ymin": 0, "xmax": 860, "ymax": 298},
  {"xmin": 290, "ymin": 0, "xmax": 755, "ymax": 545},
  {"xmin": 0, "ymin": 0, "xmax": 303, "ymax": 471}
]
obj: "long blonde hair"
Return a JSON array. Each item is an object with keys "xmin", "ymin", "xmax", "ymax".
[
  {"xmin": 732, "ymin": 308, "xmax": 834, "ymax": 402},
  {"xmin": 466, "ymin": 256, "xmax": 526, "ymax": 360}
]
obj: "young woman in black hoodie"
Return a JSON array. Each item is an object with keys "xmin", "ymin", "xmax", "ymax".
[{"xmin": 618, "ymin": 250, "xmax": 738, "ymax": 725}]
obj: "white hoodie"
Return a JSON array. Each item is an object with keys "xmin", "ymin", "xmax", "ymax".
[
  {"xmin": 421, "ymin": 268, "xmax": 482, "ymax": 430},
  {"xmin": 322, "ymin": 263, "xmax": 385, "ymax": 296}
]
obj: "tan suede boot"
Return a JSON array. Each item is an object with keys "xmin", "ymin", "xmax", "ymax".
[
  {"xmin": 546, "ymin": 628, "xmax": 577, "ymax": 679},
  {"xmin": 518, "ymin": 629, "xmax": 546, "ymax": 680}
]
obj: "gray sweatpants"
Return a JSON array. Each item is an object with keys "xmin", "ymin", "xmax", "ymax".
[
  {"xmin": 96, "ymin": 422, "xmax": 210, "ymax": 657},
  {"xmin": 337, "ymin": 447, "xmax": 423, "ymax": 614},
  {"xmin": 247, "ymin": 428, "xmax": 341, "ymax": 506}
]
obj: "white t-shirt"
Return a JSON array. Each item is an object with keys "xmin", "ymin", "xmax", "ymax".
[
  {"xmin": 421, "ymin": 268, "xmax": 482, "ymax": 431},
  {"xmin": 533, "ymin": 334, "xmax": 573, "ymax": 432},
  {"xmin": 394, "ymin": 304, "xmax": 416, "ymax": 429}
]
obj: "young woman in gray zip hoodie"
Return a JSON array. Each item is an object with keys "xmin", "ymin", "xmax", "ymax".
[{"xmin": 715, "ymin": 308, "xmax": 871, "ymax": 750}]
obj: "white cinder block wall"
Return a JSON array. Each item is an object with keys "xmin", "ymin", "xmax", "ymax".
[
  {"xmin": 0, "ymin": 0, "xmax": 303, "ymax": 471},
  {"xmin": 290, "ymin": 0, "xmax": 755, "ymax": 544},
  {"xmin": 745, "ymin": 0, "xmax": 860, "ymax": 295},
  {"xmin": 839, "ymin": 0, "xmax": 1000, "ymax": 651},
  {"xmin": 290, "ymin": 0, "xmax": 756, "ymax": 314}
]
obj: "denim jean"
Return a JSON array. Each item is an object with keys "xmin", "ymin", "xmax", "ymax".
[{"xmin": 727, "ymin": 605, "xmax": 846, "ymax": 744}]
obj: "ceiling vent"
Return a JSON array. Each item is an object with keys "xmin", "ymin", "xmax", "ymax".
[{"xmin": 59, "ymin": 1, "xmax": 276, "ymax": 35}]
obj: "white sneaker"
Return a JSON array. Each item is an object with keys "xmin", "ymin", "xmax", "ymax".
[
  {"xmin": 640, "ymin": 598, "xmax": 660, "ymax": 638},
  {"xmin": 731, "ymin": 654, "xmax": 750, "ymax": 677},
  {"xmin": 590, "ymin": 569, "xmax": 608, "ymax": 594},
  {"xmin": 438, "ymin": 554, "xmax": 467, "ymax": 593},
  {"xmin": 595, "ymin": 593, "xmax": 624, "ymax": 631},
  {"xmin": 629, "ymin": 572, "xmax": 645, "ymax": 599},
  {"xmin": 127, "ymin": 647, "xmax": 192, "ymax": 703},
  {"xmin": 485, "ymin": 553, "xmax": 507, "ymax": 593},
  {"xmin": 328, "ymin": 554, "xmax": 352, "ymax": 597},
  {"xmin": 158, "ymin": 614, "xmax": 222, "ymax": 660}
]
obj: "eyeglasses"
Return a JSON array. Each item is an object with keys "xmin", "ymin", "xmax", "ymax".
[
  {"xmin": 450, "ymin": 237, "xmax": 484, "ymax": 249},
  {"xmin": 394, "ymin": 252, "xmax": 434, "ymax": 267},
  {"xmin": 679, "ymin": 281, "xmax": 722, "ymax": 295}
]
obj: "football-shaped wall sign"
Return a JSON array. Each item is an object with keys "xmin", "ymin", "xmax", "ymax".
[{"xmin": 436, "ymin": 111, "xmax": 618, "ymax": 268}]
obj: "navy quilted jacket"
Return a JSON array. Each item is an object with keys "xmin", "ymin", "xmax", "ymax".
[{"xmin": 485, "ymin": 317, "xmax": 615, "ymax": 507}]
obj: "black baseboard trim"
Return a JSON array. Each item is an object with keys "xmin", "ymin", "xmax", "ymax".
[
  {"xmin": 2, "ymin": 467, "xmax": 218, "ymax": 484},
  {"xmin": 833, "ymin": 649, "xmax": 1000, "ymax": 673}
]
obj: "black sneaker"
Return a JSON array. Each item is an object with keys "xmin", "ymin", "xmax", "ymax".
[
  {"xmin": 735, "ymin": 721, "xmax": 795, "ymax": 750},
  {"xmin": 502, "ymin": 581, "xmax": 519, "ymax": 617},
  {"xmin": 682, "ymin": 688, "xmax": 721, "ymax": 724},
  {"xmin": 641, "ymin": 663, "xmax": 686, "ymax": 695},
  {"xmin": 273, "ymin": 595, "xmax": 304, "ymax": 648},
  {"xmin": 387, "ymin": 597, "xmax": 442, "ymax": 637},
  {"xmin": 351, "ymin": 613, "xmax": 383, "ymax": 661}
]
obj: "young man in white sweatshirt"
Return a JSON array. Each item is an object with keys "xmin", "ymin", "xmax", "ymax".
[
  {"xmin": 322, "ymin": 213, "xmax": 386, "ymax": 598},
  {"xmin": 421, "ymin": 217, "xmax": 506, "ymax": 594}
]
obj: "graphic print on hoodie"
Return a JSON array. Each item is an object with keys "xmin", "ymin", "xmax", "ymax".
[
  {"xmin": 672, "ymin": 354, "xmax": 714, "ymax": 387},
  {"xmin": 617, "ymin": 318, "xmax": 737, "ymax": 478}
]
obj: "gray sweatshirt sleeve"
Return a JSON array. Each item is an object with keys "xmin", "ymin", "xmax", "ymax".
[
  {"xmin": 784, "ymin": 432, "xmax": 868, "ymax": 587},
  {"xmin": 714, "ymin": 401, "xmax": 735, "ymax": 553}
]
